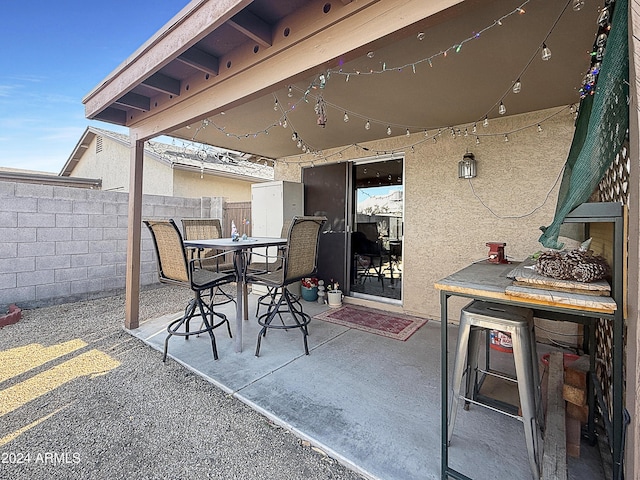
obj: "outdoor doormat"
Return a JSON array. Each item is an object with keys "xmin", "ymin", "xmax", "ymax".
[{"xmin": 314, "ymin": 304, "xmax": 427, "ymax": 341}]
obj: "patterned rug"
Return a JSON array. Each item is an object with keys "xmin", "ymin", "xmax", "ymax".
[{"xmin": 314, "ymin": 304, "xmax": 427, "ymax": 341}]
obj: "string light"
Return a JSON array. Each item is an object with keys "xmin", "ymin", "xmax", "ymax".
[
  {"xmin": 537, "ymin": 124, "xmax": 543, "ymax": 133},
  {"xmin": 365, "ymin": 120, "xmax": 371, "ymax": 130},
  {"xmin": 541, "ymin": 43, "xmax": 552, "ymax": 61},
  {"xmin": 330, "ymin": 1, "xmax": 530, "ymax": 77},
  {"xmin": 512, "ymin": 79, "xmax": 522, "ymax": 94},
  {"xmin": 387, "ymin": 126, "xmax": 392, "ymax": 136},
  {"xmin": 499, "ymin": 102, "xmax": 506, "ymax": 115},
  {"xmin": 343, "ymin": 112, "xmax": 349, "ymax": 122},
  {"xmin": 483, "ymin": 116, "xmax": 489, "ymax": 128},
  {"xmin": 572, "ymin": 0, "xmax": 584, "ymax": 11}
]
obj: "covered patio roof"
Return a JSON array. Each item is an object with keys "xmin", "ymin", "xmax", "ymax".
[{"xmin": 83, "ymin": 0, "xmax": 596, "ymax": 158}]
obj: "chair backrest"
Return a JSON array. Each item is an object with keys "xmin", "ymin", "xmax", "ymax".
[
  {"xmin": 357, "ymin": 222, "xmax": 380, "ymax": 243},
  {"xmin": 144, "ymin": 219, "xmax": 190, "ymax": 284},
  {"xmin": 181, "ymin": 218, "xmax": 223, "ymax": 241},
  {"xmin": 283, "ymin": 216, "xmax": 327, "ymax": 283}
]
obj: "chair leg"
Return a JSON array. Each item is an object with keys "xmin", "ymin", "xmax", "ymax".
[{"xmin": 196, "ymin": 295, "xmax": 218, "ymax": 361}]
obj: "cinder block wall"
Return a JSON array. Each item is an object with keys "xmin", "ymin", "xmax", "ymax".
[{"xmin": 0, "ymin": 181, "xmax": 224, "ymax": 310}]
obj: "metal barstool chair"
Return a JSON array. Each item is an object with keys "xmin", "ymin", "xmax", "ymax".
[{"xmin": 448, "ymin": 300, "xmax": 543, "ymax": 479}]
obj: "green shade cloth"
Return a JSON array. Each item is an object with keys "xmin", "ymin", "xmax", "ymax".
[{"xmin": 539, "ymin": 0, "xmax": 629, "ymax": 249}]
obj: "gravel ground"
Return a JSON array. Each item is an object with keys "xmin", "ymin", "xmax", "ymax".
[{"xmin": 0, "ymin": 285, "xmax": 364, "ymax": 480}]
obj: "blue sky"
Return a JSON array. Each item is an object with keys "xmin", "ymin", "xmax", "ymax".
[{"xmin": 0, "ymin": 1, "xmax": 187, "ymax": 173}]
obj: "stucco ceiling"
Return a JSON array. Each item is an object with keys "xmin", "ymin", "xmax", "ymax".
[{"xmin": 85, "ymin": 0, "xmax": 600, "ymax": 160}]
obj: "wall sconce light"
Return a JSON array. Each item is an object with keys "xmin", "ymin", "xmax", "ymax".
[{"xmin": 458, "ymin": 152, "xmax": 477, "ymax": 179}]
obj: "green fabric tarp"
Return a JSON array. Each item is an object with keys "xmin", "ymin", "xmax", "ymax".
[{"xmin": 539, "ymin": 0, "xmax": 629, "ymax": 249}]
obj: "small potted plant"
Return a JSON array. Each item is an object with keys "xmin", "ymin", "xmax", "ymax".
[
  {"xmin": 300, "ymin": 277, "xmax": 319, "ymax": 301},
  {"xmin": 326, "ymin": 279, "xmax": 342, "ymax": 308}
]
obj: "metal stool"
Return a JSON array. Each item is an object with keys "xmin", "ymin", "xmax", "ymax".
[{"xmin": 448, "ymin": 300, "xmax": 543, "ymax": 479}]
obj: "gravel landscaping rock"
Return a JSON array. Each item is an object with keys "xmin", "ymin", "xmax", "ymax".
[{"xmin": 0, "ymin": 285, "xmax": 364, "ymax": 480}]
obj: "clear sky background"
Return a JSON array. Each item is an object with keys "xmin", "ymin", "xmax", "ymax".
[{"xmin": 0, "ymin": 1, "xmax": 188, "ymax": 173}]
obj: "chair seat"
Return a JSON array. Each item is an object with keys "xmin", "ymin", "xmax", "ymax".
[
  {"xmin": 246, "ymin": 269, "xmax": 285, "ymax": 287},
  {"xmin": 191, "ymin": 268, "xmax": 236, "ymax": 289}
]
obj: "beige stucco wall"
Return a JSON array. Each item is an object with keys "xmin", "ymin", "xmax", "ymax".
[
  {"xmin": 71, "ymin": 135, "xmax": 174, "ymax": 195},
  {"xmin": 171, "ymin": 168, "xmax": 254, "ymax": 201},
  {"xmin": 276, "ymin": 106, "xmax": 575, "ymax": 321}
]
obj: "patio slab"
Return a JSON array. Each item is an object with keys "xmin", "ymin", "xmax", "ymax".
[{"xmin": 129, "ymin": 294, "xmax": 604, "ymax": 480}]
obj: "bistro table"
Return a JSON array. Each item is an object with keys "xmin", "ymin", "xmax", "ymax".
[
  {"xmin": 184, "ymin": 236, "xmax": 287, "ymax": 353},
  {"xmin": 435, "ymin": 260, "xmax": 622, "ymax": 480}
]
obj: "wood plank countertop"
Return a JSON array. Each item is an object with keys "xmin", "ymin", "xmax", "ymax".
[{"xmin": 434, "ymin": 261, "xmax": 616, "ymax": 314}]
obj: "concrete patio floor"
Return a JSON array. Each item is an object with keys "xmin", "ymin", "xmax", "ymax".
[{"xmin": 129, "ymin": 292, "xmax": 605, "ymax": 480}]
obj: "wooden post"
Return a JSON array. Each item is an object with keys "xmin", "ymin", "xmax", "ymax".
[{"xmin": 125, "ymin": 138, "xmax": 144, "ymax": 330}]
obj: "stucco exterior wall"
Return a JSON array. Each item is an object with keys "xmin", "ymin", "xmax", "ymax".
[
  {"xmin": 171, "ymin": 168, "xmax": 254, "ymax": 201},
  {"xmin": 71, "ymin": 135, "xmax": 174, "ymax": 195},
  {"xmin": 275, "ymin": 107, "xmax": 575, "ymax": 321}
]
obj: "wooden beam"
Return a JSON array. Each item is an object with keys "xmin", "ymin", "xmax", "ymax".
[
  {"xmin": 177, "ymin": 47, "xmax": 220, "ymax": 76},
  {"xmin": 126, "ymin": 0, "xmax": 463, "ymax": 138},
  {"xmin": 227, "ymin": 9, "xmax": 272, "ymax": 47},
  {"xmin": 84, "ymin": 0, "xmax": 252, "ymax": 119},
  {"xmin": 142, "ymin": 72, "xmax": 181, "ymax": 96},
  {"xmin": 114, "ymin": 92, "xmax": 151, "ymax": 112},
  {"xmin": 94, "ymin": 106, "xmax": 127, "ymax": 125},
  {"xmin": 125, "ymin": 139, "xmax": 144, "ymax": 330}
]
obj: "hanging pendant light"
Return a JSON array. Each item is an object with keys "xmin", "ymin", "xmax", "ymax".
[{"xmin": 458, "ymin": 152, "xmax": 477, "ymax": 179}]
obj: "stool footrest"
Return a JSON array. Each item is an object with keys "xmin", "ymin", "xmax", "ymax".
[
  {"xmin": 458, "ymin": 394, "xmax": 523, "ymax": 421},
  {"xmin": 477, "ymin": 367, "xmax": 518, "ymax": 384}
]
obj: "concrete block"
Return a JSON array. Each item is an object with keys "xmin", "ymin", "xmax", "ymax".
[
  {"xmin": 0, "ymin": 227, "xmax": 36, "ymax": 242},
  {"xmin": 0, "ymin": 286, "xmax": 36, "ymax": 306},
  {"xmin": 0, "ymin": 243, "xmax": 17, "ymax": 259},
  {"xmin": 37, "ymin": 227, "xmax": 73, "ymax": 242},
  {"xmin": 152, "ymin": 205, "xmax": 178, "ymax": 217},
  {"xmin": 70, "ymin": 278, "xmax": 103, "ymax": 295},
  {"xmin": 16, "ymin": 183, "xmax": 53, "ymax": 198},
  {"xmin": 0, "ymin": 257, "xmax": 35, "ymax": 274},
  {"xmin": 56, "ymin": 214, "xmax": 89, "ymax": 228},
  {"xmin": 116, "ymin": 263, "xmax": 128, "ymax": 277},
  {"xmin": 18, "ymin": 241, "xmax": 56, "ymax": 257},
  {"xmin": 164, "ymin": 196, "xmax": 185, "ymax": 207},
  {"xmin": 0, "ymin": 181, "xmax": 16, "ymax": 196},
  {"xmin": 140, "ymin": 272, "xmax": 160, "ymax": 286},
  {"xmin": 36, "ymin": 282, "xmax": 71, "ymax": 301},
  {"xmin": 88, "ymin": 214, "xmax": 118, "ymax": 228},
  {"xmin": 55, "ymin": 267, "xmax": 87, "ymax": 282},
  {"xmin": 140, "ymin": 261, "xmax": 157, "ymax": 274},
  {"xmin": 103, "ymin": 276, "xmax": 125, "ymax": 290},
  {"xmin": 101, "ymin": 251, "xmax": 128, "ymax": 264},
  {"xmin": 117, "ymin": 215, "xmax": 129, "ymax": 228},
  {"xmin": 1, "ymin": 197, "xmax": 38, "ymax": 213},
  {"xmin": 71, "ymin": 253, "xmax": 103, "ymax": 268},
  {"xmin": 0, "ymin": 211, "xmax": 17, "ymax": 227},
  {"xmin": 53, "ymin": 186, "xmax": 88, "ymax": 201},
  {"xmin": 18, "ymin": 212, "xmax": 56, "ymax": 228},
  {"xmin": 56, "ymin": 240, "xmax": 89, "ymax": 255},
  {"xmin": 18, "ymin": 269, "xmax": 55, "ymax": 287},
  {"xmin": 87, "ymin": 228, "xmax": 104, "ymax": 241},
  {"xmin": 38, "ymin": 198, "xmax": 72, "ymax": 213},
  {"xmin": 117, "ymin": 239, "xmax": 129, "ymax": 252},
  {"xmin": 71, "ymin": 228, "xmax": 89, "ymax": 241},
  {"xmin": 73, "ymin": 201, "xmax": 104, "ymax": 215},
  {"xmin": 102, "ymin": 227, "xmax": 128, "ymax": 240},
  {"xmin": 88, "ymin": 265, "xmax": 116, "ymax": 279},
  {"xmin": 0, "ymin": 273, "xmax": 16, "ymax": 289},
  {"xmin": 88, "ymin": 240, "xmax": 117, "ymax": 254},
  {"xmin": 36, "ymin": 255, "xmax": 71, "ymax": 270}
]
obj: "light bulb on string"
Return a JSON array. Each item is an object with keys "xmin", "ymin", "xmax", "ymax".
[
  {"xmin": 541, "ymin": 43, "xmax": 552, "ymax": 61},
  {"xmin": 537, "ymin": 124, "xmax": 543, "ymax": 133},
  {"xmin": 476, "ymin": 136, "xmax": 480, "ymax": 145},
  {"xmin": 512, "ymin": 79, "xmax": 522, "ymax": 94},
  {"xmin": 387, "ymin": 126, "xmax": 392, "ymax": 136},
  {"xmin": 343, "ymin": 112, "xmax": 349, "ymax": 122},
  {"xmin": 365, "ymin": 120, "xmax": 371, "ymax": 130},
  {"xmin": 504, "ymin": 134, "xmax": 509, "ymax": 142},
  {"xmin": 297, "ymin": 140, "xmax": 302, "ymax": 149},
  {"xmin": 406, "ymin": 129, "xmax": 410, "ymax": 137},
  {"xmin": 273, "ymin": 99, "xmax": 279, "ymax": 111},
  {"xmin": 597, "ymin": 8, "xmax": 610, "ymax": 27},
  {"xmin": 292, "ymin": 132, "xmax": 297, "ymax": 141},
  {"xmin": 282, "ymin": 118, "xmax": 287, "ymax": 128},
  {"xmin": 472, "ymin": 123, "xmax": 477, "ymax": 134},
  {"xmin": 483, "ymin": 116, "xmax": 489, "ymax": 128},
  {"xmin": 572, "ymin": 0, "xmax": 584, "ymax": 11},
  {"xmin": 499, "ymin": 102, "xmax": 506, "ymax": 115},
  {"xmin": 287, "ymin": 86, "xmax": 293, "ymax": 97}
]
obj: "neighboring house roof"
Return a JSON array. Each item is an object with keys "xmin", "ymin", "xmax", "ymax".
[
  {"xmin": 60, "ymin": 126, "xmax": 274, "ymax": 182},
  {"xmin": 357, "ymin": 189, "xmax": 403, "ymax": 215},
  {"xmin": 0, "ymin": 167, "xmax": 101, "ymax": 189}
]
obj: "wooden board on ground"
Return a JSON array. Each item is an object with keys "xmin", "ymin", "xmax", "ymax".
[
  {"xmin": 543, "ymin": 352, "xmax": 567, "ymax": 480},
  {"xmin": 507, "ymin": 263, "xmax": 610, "ymax": 296}
]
